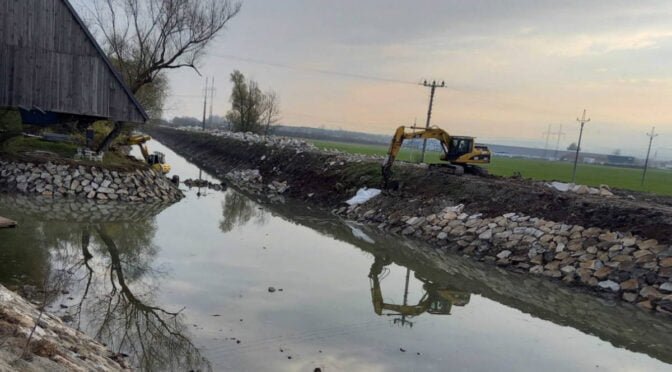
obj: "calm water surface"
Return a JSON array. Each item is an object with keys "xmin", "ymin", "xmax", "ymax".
[{"xmin": 1, "ymin": 142, "xmax": 671, "ymax": 371}]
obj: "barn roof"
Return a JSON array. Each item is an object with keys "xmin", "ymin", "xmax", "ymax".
[{"xmin": 0, "ymin": 0, "xmax": 149, "ymax": 123}]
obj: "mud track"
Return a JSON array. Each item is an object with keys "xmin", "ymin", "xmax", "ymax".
[{"xmin": 148, "ymin": 126, "xmax": 672, "ymax": 243}]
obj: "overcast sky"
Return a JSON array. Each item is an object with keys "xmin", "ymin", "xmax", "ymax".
[{"xmin": 77, "ymin": 0, "xmax": 672, "ymax": 158}]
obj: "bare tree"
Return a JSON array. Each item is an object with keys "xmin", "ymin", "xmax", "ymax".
[
  {"xmin": 261, "ymin": 90, "xmax": 281, "ymax": 135},
  {"xmin": 91, "ymin": 0, "xmax": 241, "ymax": 94}
]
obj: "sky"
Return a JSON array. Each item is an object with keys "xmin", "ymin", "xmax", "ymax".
[{"xmin": 76, "ymin": 0, "xmax": 672, "ymax": 158}]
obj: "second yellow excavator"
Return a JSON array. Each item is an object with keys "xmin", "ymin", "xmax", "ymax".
[
  {"xmin": 382, "ymin": 126, "xmax": 491, "ymax": 186},
  {"xmin": 125, "ymin": 134, "xmax": 171, "ymax": 174}
]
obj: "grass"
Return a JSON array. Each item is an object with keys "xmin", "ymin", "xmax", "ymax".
[
  {"xmin": 0, "ymin": 135, "xmax": 142, "ymax": 169},
  {"xmin": 310, "ymin": 139, "xmax": 672, "ymax": 195},
  {"xmin": 1, "ymin": 136, "xmax": 78, "ymax": 158}
]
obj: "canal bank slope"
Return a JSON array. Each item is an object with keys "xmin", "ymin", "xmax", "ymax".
[
  {"xmin": 147, "ymin": 126, "xmax": 672, "ymax": 315},
  {"xmin": 0, "ymin": 284, "xmax": 126, "ymax": 371}
]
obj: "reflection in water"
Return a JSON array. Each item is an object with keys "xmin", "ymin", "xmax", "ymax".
[
  {"xmin": 259, "ymin": 200, "xmax": 672, "ymax": 366},
  {"xmin": 0, "ymin": 195, "xmax": 210, "ymax": 371},
  {"xmin": 219, "ymin": 191, "xmax": 267, "ymax": 232},
  {"xmin": 369, "ymin": 255, "xmax": 469, "ymax": 327}
]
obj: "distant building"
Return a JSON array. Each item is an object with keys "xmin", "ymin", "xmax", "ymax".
[
  {"xmin": 606, "ymin": 155, "xmax": 635, "ymax": 166},
  {"xmin": 0, "ymin": 0, "xmax": 147, "ymax": 124}
]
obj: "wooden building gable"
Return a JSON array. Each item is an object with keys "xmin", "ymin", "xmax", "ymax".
[{"xmin": 0, "ymin": 0, "xmax": 148, "ymax": 123}]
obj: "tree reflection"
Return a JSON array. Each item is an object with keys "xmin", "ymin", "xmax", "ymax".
[
  {"xmin": 219, "ymin": 190, "xmax": 267, "ymax": 232},
  {"xmin": 85, "ymin": 225, "xmax": 209, "ymax": 371},
  {"xmin": 0, "ymin": 195, "xmax": 210, "ymax": 371}
]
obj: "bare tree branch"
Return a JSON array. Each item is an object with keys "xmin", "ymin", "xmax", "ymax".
[{"xmin": 90, "ymin": 0, "xmax": 241, "ymax": 94}]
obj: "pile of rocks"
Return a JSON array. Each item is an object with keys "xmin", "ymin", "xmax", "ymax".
[
  {"xmin": 223, "ymin": 168, "xmax": 291, "ymax": 200},
  {"xmin": 268, "ymin": 180, "xmax": 289, "ymax": 194},
  {"xmin": 202, "ymin": 129, "xmax": 318, "ymax": 152},
  {"xmin": 546, "ymin": 181, "xmax": 615, "ymax": 197},
  {"xmin": 0, "ymin": 159, "xmax": 183, "ymax": 203},
  {"xmin": 0, "ymin": 284, "xmax": 126, "ymax": 371},
  {"xmin": 225, "ymin": 169, "xmax": 262, "ymax": 185},
  {"xmin": 183, "ymin": 178, "xmax": 225, "ymax": 191},
  {"xmin": 178, "ymin": 126, "xmax": 382, "ymax": 165},
  {"xmin": 340, "ymin": 203, "xmax": 672, "ymax": 314}
]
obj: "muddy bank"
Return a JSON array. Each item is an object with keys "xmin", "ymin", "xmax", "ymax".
[
  {"xmin": 147, "ymin": 126, "xmax": 672, "ymax": 315},
  {"xmin": 0, "ymin": 284, "xmax": 126, "ymax": 371}
]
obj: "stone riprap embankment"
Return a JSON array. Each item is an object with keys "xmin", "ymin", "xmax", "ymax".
[
  {"xmin": 339, "ymin": 202, "xmax": 672, "ymax": 314},
  {"xmin": 0, "ymin": 284, "xmax": 126, "ymax": 371},
  {"xmin": 0, "ymin": 159, "xmax": 182, "ymax": 203},
  {"xmin": 147, "ymin": 126, "xmax": 672, "ymax": 316}
]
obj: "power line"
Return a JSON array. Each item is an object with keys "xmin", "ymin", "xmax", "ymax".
[{"xmin": 211, "ymin": 53, "xmax": 423, "ymax": 86}]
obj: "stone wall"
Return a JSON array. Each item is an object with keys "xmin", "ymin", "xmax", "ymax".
[{"xmin": 0, "ymin": 159, "xmax": 183, "ymax": 203}]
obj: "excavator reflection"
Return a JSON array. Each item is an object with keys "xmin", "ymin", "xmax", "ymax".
[{"xmin": 369, "ymin": 255, "xmax": 470, "ymax": 327}]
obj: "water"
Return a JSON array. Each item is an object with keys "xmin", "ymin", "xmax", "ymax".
[{"xmin": 1, "ymin": 142, "xmax": 672, "ymax": 371}]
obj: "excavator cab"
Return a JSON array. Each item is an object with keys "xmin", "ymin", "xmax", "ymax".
[
  {"xmin": 443, "ymin": 137, "xmax": 473, "ymax": 161},
  {"xmin": 147, "ymin": 152, "xmax": 166, "ymax": 167}
]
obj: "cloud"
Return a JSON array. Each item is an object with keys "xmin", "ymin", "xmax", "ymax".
[{"xmin": 532, "ymin": 30, "xmax": 672, "ymax": 57}]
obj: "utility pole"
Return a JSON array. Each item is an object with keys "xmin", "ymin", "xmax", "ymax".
[
  {"xmin": 641, "ymin": 126, "xmax": 659, "ymax": 186},
  {"xmin": 553, "ymin": 124, "xmax": 565, "ymax": 160},
  {"xmin": 208, "ymin": 77, "xmax": 216, "ymax": 127},
  {"xmin": 420, "ymin": 80, "xmax": 446, "ymax": 163},
  {"xmin": 571, "ymin": 109, "xmax": 590, "ymax": 183},
  {"xmin": 201, "ymin": 77, "xmax": 209, "ymax": 131},
  {"xmin": 543, "ymin": 124, "xmax": 552, "ymax": 159}
]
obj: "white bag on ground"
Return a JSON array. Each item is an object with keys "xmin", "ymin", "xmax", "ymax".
[{"xmin": 346, "ymin": 188, "xmax": 382, "ymax": 206}]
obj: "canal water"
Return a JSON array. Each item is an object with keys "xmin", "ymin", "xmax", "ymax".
[{"xmin": 1, "ymin": 142, "xmax": 672, "ymax": 371}]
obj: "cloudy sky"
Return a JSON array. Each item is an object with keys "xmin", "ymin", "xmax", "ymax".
[{"xmin": 80, "ymin": 0, "xmax": 672, "ymax": 157}]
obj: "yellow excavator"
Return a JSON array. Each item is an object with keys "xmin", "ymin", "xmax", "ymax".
[
  {"xmin": 369, "ymin": 256, "xmax": 470, "ymax": 326},
  {"xmin": 125, "ymin": 134, "xmax": 171, "ymax": 174},
  {"xmin": 382, "ymin": 126, "xmax": 491, "ymax": 186}
]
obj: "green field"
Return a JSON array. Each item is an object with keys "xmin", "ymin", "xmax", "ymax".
[{"xmin": 310, "ymin": 139, "xmax": 672, "ymax": 195}]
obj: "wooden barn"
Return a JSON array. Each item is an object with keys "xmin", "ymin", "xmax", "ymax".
[{"xmin": 0, "ymin": 0, "xmax": 147, "ymax": 124}]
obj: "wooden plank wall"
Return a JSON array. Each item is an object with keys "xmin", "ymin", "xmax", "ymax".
[{"xmin": 0, "ymin": 0, "xmax": 146, "ymax": 123}]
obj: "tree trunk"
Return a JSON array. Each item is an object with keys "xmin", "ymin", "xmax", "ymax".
[{"xmin": 96, "ymin": 121, "xmax": 124, "ymax": 153}]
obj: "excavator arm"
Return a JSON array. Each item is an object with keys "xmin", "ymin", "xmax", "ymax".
[
  {"xmin": 382, "ymin": 126, "xmax": 452, "ymax": 185},
  {"xmin": 124, "ymin": 134, "xmax": 171, "ymax": 174},
  {"xmin": 127, "ymin": 134, "xmax": 151, "ymax": 162}
]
